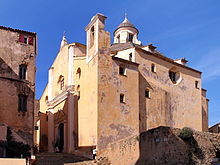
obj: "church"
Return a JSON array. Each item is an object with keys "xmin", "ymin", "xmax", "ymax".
[{"xmin": 38, "ymin": 13, "xmax": 209, "ymax": 157}]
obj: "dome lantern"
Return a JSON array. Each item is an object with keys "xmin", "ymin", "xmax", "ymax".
[{"xmin": 113, "ymin": 13, "xmax": 141, "ymax": 45}]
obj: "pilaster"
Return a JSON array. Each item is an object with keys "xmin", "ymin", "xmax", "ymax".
[
  {"xmin": 48, "ymin": 108, "xmax": 54, "ymax": 152},
  {"xmin": 48, "ymin": 67, "xmax": 54, "ymax": 101},
  {"xmin": 48, "ymin": 67, "xmax": 54, "ymax": 152},
  {"xmin": 68, "ymin": 46, "xmax": 74, "ymax": 86},
  {"xmin": 67, "ymin": 91, "xmax": 75, "ymax": 153}
]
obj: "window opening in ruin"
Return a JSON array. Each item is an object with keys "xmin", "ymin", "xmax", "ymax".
[
  {"xmin": 128, "ymin": 34, "xmax": 133, "ymax": 42},
  {"xmin": 18, "ymin": 94, "xmax": 27, "ymax": 112},
  {"xmin": 19, "ymin": 64, "xmax": 27, "ymax": 80},
  {"xmin": 169, "ymin": 71, "xmax": 176, "ymax": 82},
  {"xmin": 129, "ymin": 53, "xmax": 132, "ymax": 61},
  {"xmin": 151, "ymin": 64, "xmax": 156, "ymax": 73},
  {"xmin": 120, "ymin": 94, "xmax": 125, "ymax": 103},
  {"xmin": 119, "ymin": 65, "xmax": 125, "ymax": 75},
  {"xmin": 195, "ymin": 81, "xmax": 199, "ymax": 89},
  {"xmin": 145, "ymin": 89, "xmax": 150, "ymax": 98}
]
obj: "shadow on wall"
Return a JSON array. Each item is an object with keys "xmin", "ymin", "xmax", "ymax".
[
  {"xmin": 138, "ymin": 71, "xmax": 175, "ymax": 134},
  {"xmin": 39, "ymin": 112, "xmax": 48, "ymax": 152},
  {"xmin": 0, "ymin": 57, "xmax": 34, "ymax": 146},
  {"xmin": 135, "ymin": 126, "xmax": 205, "ymax": 165}
]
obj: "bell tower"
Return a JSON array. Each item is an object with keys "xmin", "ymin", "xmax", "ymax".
[{"xmin": 85, "ymin": 13, "xmax": 110, "ymax": 64}]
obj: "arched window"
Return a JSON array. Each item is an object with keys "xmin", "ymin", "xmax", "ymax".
[
  {"xmin": 128, "ymin": 34, "xmax": 133, "ymax": 42},
  {"xmin": 58, "ymin": 75, "xmax": 64, "ymax": 90},
  {"xmin": 77, "ymin": 85, "xmax": 80, "ymax": 100},
  {"xmin": 90, "ymin": 26, "xmax": 95, "ymax": 48},
  {"xmin": 117, "ymin": 35, "xmax": 120, "ymax": 43},
  {"xmin": 76, "ymin": 67, "xmax": 81, "ymax": 79},
  {"xmin": 91, "ymin": 26, "xmax": 95, "ymax": 36},
  {"xmin": 129, "ymin": 53, "xmax": 132, "ymax": 61},
  {"xmin": 45, "ymin": 96, "xmax": 48, "ymax": 103}
]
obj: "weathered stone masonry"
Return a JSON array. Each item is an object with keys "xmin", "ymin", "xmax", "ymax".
[{"xmin": 0, "ymin": 26, "xmax": 37, "ymax": 147}]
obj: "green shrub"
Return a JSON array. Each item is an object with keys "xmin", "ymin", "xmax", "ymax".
[
  {"xmin": 179, "ymin": 127, "xmax": 193, "ymax": 140},
  {"xmin": 136, "ymin": 136, "xmax": 140, "ymax": 141}
]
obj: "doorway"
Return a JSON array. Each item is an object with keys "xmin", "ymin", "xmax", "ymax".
[{"xmin": 57, "ymin": 123, "xmax": 64, "ymax": 152}]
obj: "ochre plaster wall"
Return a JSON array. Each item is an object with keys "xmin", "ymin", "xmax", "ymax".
[
  {"xmin": 97, "ymin": 54, "xmax": 139, "ymax": 151},
  {"xmin": 74, "ymin": 46, "xmax": 98, "ymax": 147},
  {"xmin": 135, "ymin": 49, "xmax": 203, "ymax": 132},
  {"xmin": 51, "ymin": 46, "xmax": 69, "ymax": 98},
  {"xmin": 114, "ymin": 48, "xmax": 134, "ymax": 62}
]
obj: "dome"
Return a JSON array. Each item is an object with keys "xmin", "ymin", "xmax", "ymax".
[{"xmin": 114, "ymin": 15, "xmax": 138, "ymax": 36}]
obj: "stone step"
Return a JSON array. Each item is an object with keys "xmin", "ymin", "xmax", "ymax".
[
  {"xmin": 65, "ymin": 160, "xmax": 96, "ymax": 165},
  {"xmin": 35, "ymin": 153, "xmax": 91, "ymax": 165}
]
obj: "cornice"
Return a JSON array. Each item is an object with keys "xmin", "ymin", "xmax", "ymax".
[{"xmin": 47, "ymin": 85, "xmax": 75, "ymax": 109}]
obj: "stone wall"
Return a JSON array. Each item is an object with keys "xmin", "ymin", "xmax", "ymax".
[
  {"xmin": 0, "ymin": 27, "xmax": 37, "ymax": 147},
  {"xmin": 97, "ymin": 126, "xmax": 220, "ymax": 165},
  {"xmin": 202, "ymin": 89, "xmax": 209, "ymax": 132}
]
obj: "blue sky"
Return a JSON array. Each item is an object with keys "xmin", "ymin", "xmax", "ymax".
[{"xmin": 0, "ymin": 0, "xmax": 219, "ymax": 126}]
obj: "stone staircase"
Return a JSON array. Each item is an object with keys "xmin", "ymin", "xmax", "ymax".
[
  {"xmin": 35, "ymin": 153, "xmax": 91, "ymax": 165},
  {"xmin": 64, "ymin": 160, "xmax": 96, "ymax": 165}
]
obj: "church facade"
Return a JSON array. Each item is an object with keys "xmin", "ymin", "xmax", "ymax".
[{"xmin": 39, "ymin": 13, "xmax": 209, "ymax": 156}]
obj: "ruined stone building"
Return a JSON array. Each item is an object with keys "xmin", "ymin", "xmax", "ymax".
[
  {"xmin": 38, "ymin": 13, "xmax": 209, "ymax": 157},
  {"xmin": 209, "ymin": 122, "xmax": 220, "ymax": 133},
  {"xmin": 0, "ymin": 26, "xmax": 37, "ymax": 148}
]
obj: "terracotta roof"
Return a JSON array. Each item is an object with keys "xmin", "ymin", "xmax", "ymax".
[
  {"xmin": 111, "ymin": 42, "xmax": 141, "ymax": 52},
  {"xmin": 0, "ymin": 25, "xmax": 36, "ymax": 35},
  {"xmin": 112, "ymin": 56, "xmax": 139, "ymax": 66},
  {"xmin": 111, "ymin": 43, "xmax": 201, "ymax": 74},
  {"xmin": 135, "ymin": 47, "xmax": 202, "ymax": 74}
]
